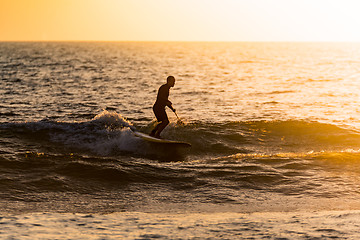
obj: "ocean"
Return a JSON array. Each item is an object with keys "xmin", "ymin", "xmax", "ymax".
[{"xmin": 1, "ymin": 41, "xmax": 360, "ymax": 239}]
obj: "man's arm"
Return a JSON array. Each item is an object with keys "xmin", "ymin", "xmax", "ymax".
[
  {"xmin": 166, "ymin": 100, "xmax": 175, "ymax": 112},
  {"xmin": 158, "ymin": 85, "xmax": 174, "ymax": 111}
]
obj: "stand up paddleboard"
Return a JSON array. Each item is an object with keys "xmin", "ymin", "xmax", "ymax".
[{"xmin": 133, "ymin": 131, "xmax": 191, "ymax": 148}]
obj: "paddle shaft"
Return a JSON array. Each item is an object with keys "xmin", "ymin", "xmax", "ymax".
[
  {"xmin": 174, "ymin": 111, "xmax": 180, "ymax": 120},
  {"xmin": 173, "ymin": 111, "xmax": 185, "ymax": 125}
]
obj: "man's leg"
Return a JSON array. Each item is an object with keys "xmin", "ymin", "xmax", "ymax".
[
  {"xmin": 151, "ymin": 106, "xmax": 168, "ymax": 138},
  {"xmin": 154, "ymin": 119, "xmax": 169, "ymax": 138},
  {"xmin": 150, "ymin": 123, "xmax": 160, "ymax": 137}
]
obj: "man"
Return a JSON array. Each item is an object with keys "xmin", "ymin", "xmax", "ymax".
[{"xmin": 150, "ymin": 76, "xmax": 176, "ymax": 138}]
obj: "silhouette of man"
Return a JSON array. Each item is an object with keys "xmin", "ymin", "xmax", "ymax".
[{"xmin": 150, "ymin": 76, "xmax": 176, "ymax": 138}]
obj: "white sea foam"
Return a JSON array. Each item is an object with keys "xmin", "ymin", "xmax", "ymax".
[{"xmin": 91, "ymin": 110, "xmax": 135, "ymax": 131}]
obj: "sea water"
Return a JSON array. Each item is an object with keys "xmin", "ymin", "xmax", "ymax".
[{"xmin": 1, "ymin": 42, "xmax": 360, "ymax": 239}]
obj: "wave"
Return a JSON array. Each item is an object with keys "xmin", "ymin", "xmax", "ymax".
[
  {"xmin": 2, "ymin": 110, "xmax": 360, "ymax": 202},
  {"xmin": 0, "ymin": 111, "xmax": 140, "ymax": 156},
  {"xmin": 159, "ymin": 119, "xmax": 360, "ymax": 157},
  {"xmin": 2, "ymin": 149, "xmax": 360, "ymax": 202},
  {"xmin": 2, "ymin": 111, "xmax": 360, "ymax": 159}
]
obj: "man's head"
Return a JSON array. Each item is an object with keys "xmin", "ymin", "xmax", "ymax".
[{"xmin": 167, "ymin": 76, "xmax": 175, "ymax": 87}]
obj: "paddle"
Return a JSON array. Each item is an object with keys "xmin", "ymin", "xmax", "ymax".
[{"xmin": 173, "ymin": 109, "xmax": 184, "ymax": 125}]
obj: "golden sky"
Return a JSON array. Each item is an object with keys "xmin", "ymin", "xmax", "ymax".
[{"xmin": 1, "ymin": 0, "xmax": 360, "ymax": 41}]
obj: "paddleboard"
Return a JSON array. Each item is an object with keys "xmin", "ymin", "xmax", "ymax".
[{"xmin": 133, "ymin": 131, "xmax": 191, "ymax": 147}]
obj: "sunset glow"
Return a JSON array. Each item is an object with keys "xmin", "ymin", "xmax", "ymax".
[{"xmin": 1, "ymin": 0, "xmax": 360, "ymax": 42}]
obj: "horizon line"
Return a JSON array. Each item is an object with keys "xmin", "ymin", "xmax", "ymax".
[{"xmin": 1, "ymin": 40, "xmax": 360, "ymax": 43}]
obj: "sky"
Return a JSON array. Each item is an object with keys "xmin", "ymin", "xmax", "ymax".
[{"xmin": 1, "ymin": 0, "xmax": 360, "ymax": 42}]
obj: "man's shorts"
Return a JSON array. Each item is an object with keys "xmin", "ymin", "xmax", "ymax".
[{"xmin": 153, "ymin": 104, "xmax": 168, "ymax": 122}]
